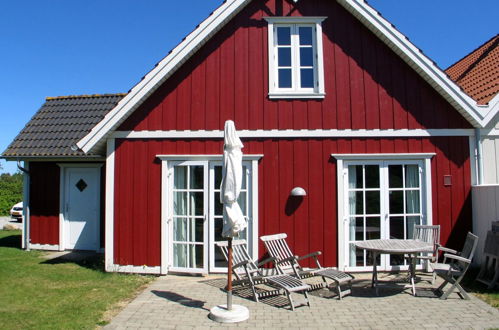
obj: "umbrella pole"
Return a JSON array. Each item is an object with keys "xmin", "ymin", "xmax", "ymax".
[{"xmin": 227, "ymin": 237, "xmax": 233, "ymax": 311}]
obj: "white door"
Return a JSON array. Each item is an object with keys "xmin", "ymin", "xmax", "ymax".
[
  {"xmin": 344, "ymin": 161, "xmax": 425, "ymax": 271},
  {"xmin": 64, "ymin": 167, "xmax": 101, "ymax": 250}
]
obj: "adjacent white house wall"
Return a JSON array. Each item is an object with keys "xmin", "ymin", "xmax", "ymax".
[
  {"xmin": 472, "ymin": 185, "xmax": 499, "ymax": 265},
  {"xmin": 482, "ymin": 138, "xmax": 499, "ymax": 184}
]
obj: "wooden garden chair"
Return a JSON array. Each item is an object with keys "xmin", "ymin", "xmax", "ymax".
[
  {"xmin": 216, "ymin": 240, "xmax": 311, "ymax": 311},
  {"xmin": 260, "ymin": 233, "xmax": 354, "ymax": 299},
  {"xmin": 404, "ymin": 225, "xmax": 441, "ymax": 280},
  {"xmin": 431, "ymin": 232, "xmax": 479, "ymax": 300}
]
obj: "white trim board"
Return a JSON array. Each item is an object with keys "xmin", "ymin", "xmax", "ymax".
[
  {"xmin": 29, "ymin": 244, "xmax": 59, "ymax": 251},
  {"xmin": 106, "ymin": 264, "xmax": 161, "ymax": 275},
  {"xmin": 105, "ymin": 139, "xmax": 116, "ymax": 272},
  {"xmin": 76, "ymin": 0, "xmax": 499, "ymax": 156},
  {"xmin": 157, "ymin": 154, "xmax": 263, "ymax": 161},
  {"xmin": 332, "ymin": 153, "xmax": 436, "ymax": 160},
  {"xmin": 114, "ymin": 129, "xmax": 475, "ymax": 139}
]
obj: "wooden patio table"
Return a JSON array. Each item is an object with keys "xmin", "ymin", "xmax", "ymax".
[{"xmin": 354, "ymin": 239, "xmax": 433, "ymax": 296}]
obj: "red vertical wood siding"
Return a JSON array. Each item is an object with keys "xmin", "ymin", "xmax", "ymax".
[
  {"xmin": 29, "ymin": 162, "xmax": 60, "ymax": 245},
  {"xmin": 113, "ymin": 137, "xmax": 471, "ymax": 267},
  {"xmin": 118, "ymin": 0, "xmax": 471, "ymax": 132}
]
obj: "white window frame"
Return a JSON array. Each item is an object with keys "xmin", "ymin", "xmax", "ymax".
[
  {"xmin": 332, "ymin": 153, "xmax": 435, "ymax": 271},
  {"xmin": 265, "ymin": 17, "xmax": 326, "ymax": 99}
]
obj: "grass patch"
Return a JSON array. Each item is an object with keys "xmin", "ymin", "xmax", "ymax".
[{"xmin": 0, "ymin": 230, "xmax": 154, "ymax": 329}]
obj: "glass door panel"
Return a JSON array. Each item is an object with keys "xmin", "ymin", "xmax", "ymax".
[
  {"xmin": 170, "ymin": 163, "xmax": 207, "ymax": 273},
  {"xmin": 347, "ymin": 164, "xmax": 383, "ymax": 268}
]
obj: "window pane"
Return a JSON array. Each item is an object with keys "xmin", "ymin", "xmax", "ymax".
[
  {"xmin": 299, "ymin": 26, "xmax": 313, "ymax": 45},
  {"xmin": 300, "ymin": 68, "xmax": 314, "ymax": 88},
  {"xmin": 355, "ymin": 217, "xmax": 364, "ymax": 241},
  {"xmin": 241, "ymin": 166, "xmax": 247, "ymax": 189},
  {"xmin": 190, "ymin": 166, "xmax": 204, "ymax": 189},
  {"xmin": 214, "ymin": 166, "xmax": 223, "ymax": 189},
  {"xmin": 174, "ymin": 192, "xmax": 187, "ymax": 215},
  {"xmin": 214, "ymin": 218, "xmax": 224, "ymax": 242},
  {"xmin": 349, "ymin": 191, "xmax": 364, "ymax": 215},
  {"xmin": 389, "ymin": 190, "xmax": 404, "ymax": 214},
  {"xmin": 406, "ymin": 190, "xmax": 420, "ymax": 213},
  {"xmin": 348, "ymin": 165, "xmax": 363, "ymax": 189},
  {"xmin": 194, "ymin": 218, "xmax": 204, "ymax": 242},
  {"xmin": 278, "ymin": 69, "xmax": 292, "ymax": 88},
  {"xmin": 366, "ymin": 217, "xmax": 380, "ymax": 240},
  {"xmin": 365, "ymin": 191, "xmax": 380, "ymax": 214},
  {"xmin": 277, "ymin": 26, "xmax": 291, "ymax": 45},
  {"xmin": 238, "ymin": 192, "xmax": 247, "ymax": 215},
  {"xmin": 406, "ymin": 216, "xmax": 420, "ymax": 239},
  {"xmin": 365, "ymin": 165, "xmax": 379, "ymax": 188},
  {"xmin": 214, "ymin": 192, "xmax": 223, "ymax": 216},
  {"xmin": 278, "ymin": 47, "xmax": 292, "ymax": 66},
  {"xmin": 189, "ymin": 192, "xmax": 204, "ymax": 215},
  {"xmin": 299, "ymin": 47, "xmax": 313, "ymax": 66},
  {"xmin": 389, "ymin": 165, "xmax": 403, "ymax": 188},
  {"xmin": 405, "ymin": 165, "xmax": 419, "ymax": 188},
  {"xmin": 173, "ymin": 244, "xmax": 187, "ymax": 267},
  {"xmin": 173, "ymin": 218, "xmax": 187, "ymax": 241},
  {"xmin": 389, "ymin": 216, "xmax": 404, "ymax": 239},
  {"xmin": 174, "ymin": 166, "xmax": 187, "ymax": 189},
  {"xmin": 190, "ymin": 244, "xmax": 204, "ymax": 268}
]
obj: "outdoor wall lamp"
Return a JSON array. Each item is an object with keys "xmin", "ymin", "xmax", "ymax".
[{"xmin": 290, "ymin": 187, "xmax": 306, "ymax": 196}]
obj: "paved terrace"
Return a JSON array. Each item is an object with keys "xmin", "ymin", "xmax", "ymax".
[{"xmin": 105, "ymin": 273, "xmax": 499, "ymax": 329}]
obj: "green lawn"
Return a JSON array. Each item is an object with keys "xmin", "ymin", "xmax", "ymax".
[{"xmin": 0, "ymin": 230, "xmax": 153, "ymax": 329}]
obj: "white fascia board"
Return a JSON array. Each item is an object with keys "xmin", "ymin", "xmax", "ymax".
[
  {"xmin": 337, "ymin": 0, "xmax": 496, "ymax": 128},
  {"xmin": 112, "ymin": 128, "xmax": 474, "ymax": 139},
  {"xmin": 76, "ymin": 0, "xmax": 251, "ymax": 154},
  {"xmin": 331, "ymin": 153, "xmax": 436, "ymax": 160}
]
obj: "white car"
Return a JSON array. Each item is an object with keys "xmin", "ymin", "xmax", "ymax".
[{"xmin": 10, "ymin": 202, "xmax": 23, "ymax": 222}]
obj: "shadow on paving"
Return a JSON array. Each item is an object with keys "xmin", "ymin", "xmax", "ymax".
[
  {"xmin": 41, "ymin": 251, "xmax": 105, "ymax": 272},
  {"xmin": 152, "ymin": 290, "xmax": 210, "ymax": 311},
  {"xmin": 200, "ymin": 273, "xmax": 449, "ymax": 306},
  {"xmin": 0, "ymin": 233, "xmax": 22, "ymax": 249}
]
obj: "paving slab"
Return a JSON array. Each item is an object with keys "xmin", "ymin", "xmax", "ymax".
[{"xmin": 104, "ymin": 272, "xmax": 499, "ymax": 329}]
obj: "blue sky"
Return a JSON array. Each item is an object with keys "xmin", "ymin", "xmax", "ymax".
[{"xmin": 1, "ymin": 0, "xmax": 497, "ymax": 173}]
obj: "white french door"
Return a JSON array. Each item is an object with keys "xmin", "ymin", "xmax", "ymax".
[
  {"xmin": 168, "ymin": 161, "xmax": 208, "ymax": 274},
  {"xmin": 344, "ymin": 160, "xmax": 427, "ymax": 271},
  {"xmin": 166, "ymin": 160, "xmax": 254, "ymax": 274}
]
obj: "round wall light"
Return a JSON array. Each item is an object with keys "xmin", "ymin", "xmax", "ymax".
[{"xmin": 290, "ymin": 187, "xmax": 307, "ymax": 196}]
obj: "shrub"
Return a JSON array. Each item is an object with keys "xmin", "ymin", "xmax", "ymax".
[{"xmin": 0, "ymin": 173, "xmax": 23, "ymax": 216}]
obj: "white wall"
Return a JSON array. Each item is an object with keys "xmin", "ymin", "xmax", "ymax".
[
  {"xmin": 472, "ymin": 185, "xmax": 499, "ymax": 265},
  {"xmin": 482, "ymin": 138, "xmax": 499, "ymax": 184}
]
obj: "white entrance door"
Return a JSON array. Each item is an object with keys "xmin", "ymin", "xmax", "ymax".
[
  {"xmin": 344, "ymin": 161, "xmax": 426, "ymax": 271},
  {"xmin": 64, "ymin": 167, "xmax": 101, "ymax": 250}
]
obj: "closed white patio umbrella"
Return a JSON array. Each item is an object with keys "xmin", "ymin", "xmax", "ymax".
[{"xmin": 209, "ymin": 120, "xmax": 249, "ymax": 323}]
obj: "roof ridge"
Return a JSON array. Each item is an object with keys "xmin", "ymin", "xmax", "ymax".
[{"xmin": 46, "ymin": 93, "xmax": 128, "ymax": 101}]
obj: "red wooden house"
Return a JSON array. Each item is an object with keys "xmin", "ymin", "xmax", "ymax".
[{"xmin": 3, "ymin": 0, "xmax": 498, "ymax": 274}]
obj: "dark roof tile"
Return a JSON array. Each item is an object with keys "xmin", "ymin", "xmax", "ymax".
[{"xmin": 2, "ymin": 93, "xmax": 126, "ymax": 158}]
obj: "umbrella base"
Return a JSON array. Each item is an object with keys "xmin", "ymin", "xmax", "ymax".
[{"xmin": 208, "ymin": 304, "xmax": 249, "ymax": 323}]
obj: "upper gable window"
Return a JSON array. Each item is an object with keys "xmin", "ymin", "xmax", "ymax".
[{"xmin": 265, "ymin": 17, "xmax": 326, "ymax": 99}]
